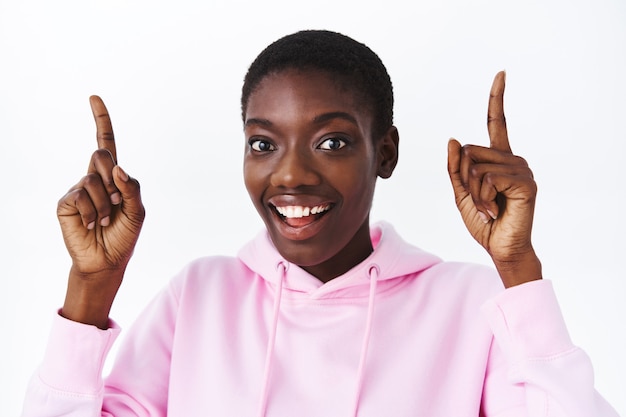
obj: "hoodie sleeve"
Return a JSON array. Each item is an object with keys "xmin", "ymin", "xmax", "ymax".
[
  {"xmin": 479, "ymin": 279, "xmax": 619, "ymax": 417},
  {"xmin": 21, "ymin": 281, "xmax": 179, "ymax": 417}
]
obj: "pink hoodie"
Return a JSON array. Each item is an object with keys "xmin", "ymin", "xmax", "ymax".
[{"xmin": 22, "ymin": 222, "xmax": 618, "ymax": 416}]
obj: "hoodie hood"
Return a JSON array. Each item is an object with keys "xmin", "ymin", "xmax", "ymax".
[
  {"xmin": 237, "ymin": 221, "xmax": 442, "ymax": 299},
  {"xmin": 238, "ymin": 221, "xmax": 443, "ymax": 416}
]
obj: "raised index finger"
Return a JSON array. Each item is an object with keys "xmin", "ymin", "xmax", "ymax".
[
  {"xmin": 487, "ymin": 71, "xmax": 512, "ymax": 153},
  {"xmin": 89, "ymin": 95, "xmax": 117, "ymax": 163}
]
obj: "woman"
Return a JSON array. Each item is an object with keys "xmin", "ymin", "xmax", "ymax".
[{"xmin": 22, "ymin": 30, "xmax": 618, "ymax": 416}]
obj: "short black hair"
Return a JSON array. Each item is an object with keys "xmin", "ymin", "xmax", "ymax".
[{"xmin": 241, "ymin": 30, "xmax": 394, "ymax": 140}]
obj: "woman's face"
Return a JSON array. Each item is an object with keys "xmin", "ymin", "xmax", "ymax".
[{"xmin": 243, "ymin": 68, "xmax": 395, "ymax": 281}]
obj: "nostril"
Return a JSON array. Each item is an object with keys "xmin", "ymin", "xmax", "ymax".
[{"xmin": 270, "ymin": 153, "xmax": 321, "ymax": 188}]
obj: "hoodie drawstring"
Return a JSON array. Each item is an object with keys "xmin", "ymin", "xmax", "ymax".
[
  {"xmin": 257, "ymin": 262, "xmax": 286, "ymax": 417},
  {"xmin": 351, "ymin": 264, "xmax": 380, "ymax": 417},
  {"xmin": 257, "ymin": 262, "xmax": 380, "ymax": 417}
]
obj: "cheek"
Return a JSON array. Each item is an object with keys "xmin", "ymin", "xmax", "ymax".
[
  {"xmin": 243, "ymin": 159, "xmax": 271, "ymax": 207},
  {"xmin": 243, "ymin": 161, "xmax": 259, "ymax": 198},
  {"xmin": 339, "ymin": 163, "xmax": 378, "ymax": 206}
]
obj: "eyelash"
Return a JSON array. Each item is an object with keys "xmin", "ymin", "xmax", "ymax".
[
  {"xmin": 248, "ymin": 136, "xmax": 348, "ymax": 152},
  {"xmin": 318, "ymin": 137, "xmax": 347, "ymax": 150},
  {"xmin": 249, "ymin": 138, "xmax": 275, "ymax": 152}
]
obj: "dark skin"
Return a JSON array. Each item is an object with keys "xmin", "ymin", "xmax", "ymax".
[
  {"xmin": 58, "ymin": 97, "xmax": 145, "ymax": 330},
  {"xmin": 243, "ymin": 69, "xmax": 398, "ymax": 282},
  {"xmin": 57, "ymin": 70, "xmax": 540, "ymax": 330},
  {"xmin": 448, "ymin": 71, "xmax": 542, "ymax": 288}
]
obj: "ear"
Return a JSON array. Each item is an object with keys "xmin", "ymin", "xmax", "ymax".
[{"xmin": 376, "ymin": 126, "xmax": 399, "ymax": 179}]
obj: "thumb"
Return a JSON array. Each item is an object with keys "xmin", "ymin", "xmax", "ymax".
[
  {"xmin": 112, "ymin": 165, "xmax": 145, "ymax": 221},
  {"xmin": 447, "ymin": 138, "xmax": 465, "ymax": 195}
]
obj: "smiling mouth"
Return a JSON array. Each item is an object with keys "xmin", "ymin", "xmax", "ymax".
[{"xmin": 272, "ymin": 204, "xmax": 332, "ymax": 227}]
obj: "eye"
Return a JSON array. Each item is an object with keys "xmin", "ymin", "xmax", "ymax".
[
  {"xmin": 249, "ymin": 138, "xmax": 275, "ymax": 152},
  {"xmin": 318, "ymin": 137, "xmax": 347, "ymax": 150}
]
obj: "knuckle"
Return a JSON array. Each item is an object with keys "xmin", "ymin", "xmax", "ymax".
[
  {"xmin": 83, "ymin": 173, "xmax": 102, "ymax": 188},
  {"xmin": 96, "ymin": 131, "xmax": 115, "ymax": 142},
  {"xmin": 487, "ymin": 114, "xmax": 506, "ymax": 124},
  {"xmin": 515, "ymin": 155, "xmax": 529, "ymax": 166},
  {"xmin": 57, "ymin": 190, "xmax": 72, "ymax": 207},
  {"xmin": 124, "ymin": 177, "xmax": 142, "ymax": 195},
  {"xmin": 104, "ymin": 177, "xmax": 116, "ymax": 189},
  {"xmin": 93, "ymin": 148, "xmax": 114, "ymax": 162},
  {"xmin": 61, "ymin": 188, "xmax": 83, "ymax": 206}
]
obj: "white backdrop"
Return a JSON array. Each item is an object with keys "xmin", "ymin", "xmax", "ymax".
[{"xmin": 1, "ymin": 0, "xmax": 624, "ymax": 415}]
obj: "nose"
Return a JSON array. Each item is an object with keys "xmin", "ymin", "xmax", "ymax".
[{"xmin": 270, "ymin": 147, "xmax": 321, "ymax": 188}]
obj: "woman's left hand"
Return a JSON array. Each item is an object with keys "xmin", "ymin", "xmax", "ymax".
[{"xmin": 447, "ymin": 71, "xmax": 542, "ymax": 288}]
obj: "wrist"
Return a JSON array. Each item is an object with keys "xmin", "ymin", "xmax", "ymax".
[
  {"xmin": 492, "ymin": 248, "xmax": 542, "ymax": 289},
  {"xmin": 61, "ymin": 266, "xmax": 125, "ymax": 329}
]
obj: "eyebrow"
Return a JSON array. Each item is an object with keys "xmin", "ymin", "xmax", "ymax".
[
  {"xmin": 313, "ymin": 111, "xmax": 358, "ymax": 126},
  {"xmin": 245, "ymin": 111, "xmax": 358, "ymax": 128},
  {"xmin": 245, "ymin": 118, "xmax": 272, "ymax": 128}
]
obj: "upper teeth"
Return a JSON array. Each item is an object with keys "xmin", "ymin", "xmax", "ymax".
[{"xmin": 275, "ymin": 204, "xmax": 331, "ymax": 218}]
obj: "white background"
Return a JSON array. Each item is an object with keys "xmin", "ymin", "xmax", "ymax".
[{"xmin": 1, "ymin": 0, "xmax": 624, "ymax": 415}]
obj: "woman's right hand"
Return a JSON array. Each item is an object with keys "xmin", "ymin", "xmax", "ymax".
[{"xmin": 57, "ymin": 96, "xmax": 145, "ymax": 329}]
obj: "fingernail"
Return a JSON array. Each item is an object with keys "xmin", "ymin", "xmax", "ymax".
[
  {"xmin": 110, "ymin": 192, "xmax": 121, "ymax": 205},
  {"xmin": 100, "ymin": 216, "xmax": 110, "ymax": 227},
  {"xmin": 87, "ymin": 221, "xmax": 95, "ymax": 230},
  {"xmin": 117, "ymin": 166, "xmax": 129, "ymax": 182},
  {"xmin": 478, "ymin": 211, "xmax": 490, "ymax": 224},
  {"xmin": 487, "ymin": 209, "xmax": 497, "ymax": 220}
]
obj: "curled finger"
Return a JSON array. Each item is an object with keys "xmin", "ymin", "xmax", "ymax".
[
  {"xmin": 58, "ymin": 188, "xmax": 98, "ymax": 229},
  {"xmin": 88, "ymin": 148, "xmax": 121, "ymax": 205},
  {"xmin": 81, "ymin": 173, "xmax": 115, "ymax": 227}
]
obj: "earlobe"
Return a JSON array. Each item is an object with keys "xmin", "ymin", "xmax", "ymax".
[{"xmin": 377, "ymin": 126, "xmax": 399, "ymax": 179}]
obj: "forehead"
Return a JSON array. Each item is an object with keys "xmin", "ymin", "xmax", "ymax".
[{"xmin": 244, "ymin": 69, "xmax": 371, "ymax": 124}]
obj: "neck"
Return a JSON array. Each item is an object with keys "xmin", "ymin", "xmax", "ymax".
[{"xmin": 302, "ymin": 222, "xmax": 373, "ymax": 283}]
